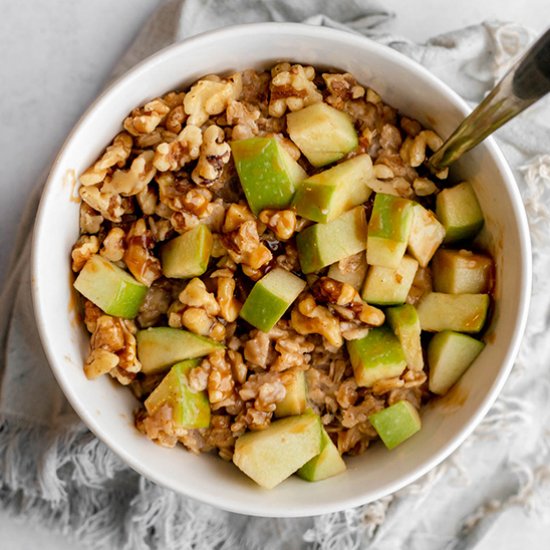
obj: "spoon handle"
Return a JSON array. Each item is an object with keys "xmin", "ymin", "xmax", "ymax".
[{"xmin": 429, "ymin": 28, "xmax": 550, "ymax": 171}]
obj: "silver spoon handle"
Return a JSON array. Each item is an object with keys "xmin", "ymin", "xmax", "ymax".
[{"xmin": 429, "ymin": 27, "xmax": 550, "ymax": 171}]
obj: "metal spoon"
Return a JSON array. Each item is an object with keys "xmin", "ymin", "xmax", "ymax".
[{"xmin": 429, "ymin": 27, "xmax": 550, "ymax": 172}]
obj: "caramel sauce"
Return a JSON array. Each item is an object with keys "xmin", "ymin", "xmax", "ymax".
[
  {"xmin": 435, "ymin": 384, "xmax": 468, "ymax": 413},
  {"xmin": 68, "ymin": 269, "xmax": 82, "ymax": 328},
  {"xmin": 63, "ymin": 169, "xmax": 80, "ymax": 203}
]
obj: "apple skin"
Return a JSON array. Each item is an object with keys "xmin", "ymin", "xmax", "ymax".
[
  {"xmin": 231, "ymin": 137, "xmax": 306, "ymax": 215},
  {"xmin": 367, "ymin": 193, "xmax": 414, "ymax": 269},
  {"xmin": 296, "ymin": 206, "xmax": 368, "ymax": 274},
  {"xmin": 436, "ymin": 182, "xmax": 484, "ymax": 243},
  {"xmin": 369, "ymin": 400, "xmax": 421, "ymax": 450},
  {"xmin": 286, "ymin": 102, "xmax": 358, "ymax": 167},
  {"xmin": 233, "ymin": 412, "xmax": 322, "ymax": 489},
  {"xmin": 136, "ymin": 327, "xmax": 224, "ymax": 375},
  {"xmin": 428, "ymin": 331, "xmax": 485, "ymax": 395},
  {"xmin": 292, "ymin": 154, "xmax": 373, "ymax": 223},
  {"xmin": 346, "ymin": 325, "xmax": 407, "ymax": 387},
  {"xmin": 297, "ymin": 425, "xmax": 346, "ymax": 482},
  {"xmin": 144, "ymin": 359, "xmax": 210, "ymax": 429},
  {"xmin": 73, "ymin": 254, "xmax": 147, "ymax": 319},
  {"xmin": 416, "ymin": 292, "xmax": 490, "ymax": 333},
  {"xmin": 239, "ymin": 268, "xmax": 306, "ymax": 332},
  {"xmin": 160, "ymin": 224, "xmax": 212, "ymax": 279},
  {"xmin": 432, "ymin": 249, "xmax": 493, "ymax": 294}
]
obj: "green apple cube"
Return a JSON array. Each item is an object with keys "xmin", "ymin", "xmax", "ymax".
[
  {"xmin": 436, "ymin": 181, "xmax": 484, "ymax": 243},
  {"xmin": 386, "ymin": 304, "xmax": 423, "ymax": 371},
  {"xmin": 297, "ymin": 206, "xmax": 368, "ymax": 274},
  {"xmin": 160, "ymin": 224, "xmax": 212, "ymax": 279},
  {"xmin": 136, "ymin": 327, "xmax": 224, "ymax": 375},
  {"xmin": 73, "ymin": 254, "xmax": 147, "ymax": 319},
  {"xmin": 361, "ymin": 255, "xmax": 418, "ymax": 306},
  {"xmin": 367, "ymin": 193, "xmax": 414, "ymax": 268},
  {"xmin": 347, "ymin": 326, "xmax": 407, "ymax": 387},
  {"xmin": 233, "ymin": 412, "xmax": 322, "ymax": 489},
  {"xmin": 407, "ymin": 203, "xmax": 446, "ymax": 267},
  {"xmin": 286, "ymin": 102, "xmax": 358, "ymax": 167},
  {"xmin": 275, "ymin": 367, "xmax": 307, "ymax": 418},
  {"xmin": 428, "ymin": 331, "xmax": 485, "ymax": 395},
  {"xmin": 327, "ymin": 253, "xmax": 367, "ymax": 291},
  {"xmin": 369, "ymin": 400, "xmax": 421, "ymax": 450},
  {"xmin": 432, "ymin": 249, "xmax": 494, "ymax": 294},
  {"xmin": 292, "ymin": 154, "xmax": 373, "ymax": 223},
  {"xmin": 417, "ymin": 292, "xmax": 490, "ymax": 333},
  {"xmin": 231, "ymin": 137, "xmax": 307, "ymax": 215},
  {"xmin": 144, "ymin": 359, "xmax": 210, "ymax": 428},
  {"xmin": 298, "ymin": 425, "xmax": 346, "ymax": 482},
  {"xmin": 239, "ymin": 268, "xmax": 306, "ymax": 332}
]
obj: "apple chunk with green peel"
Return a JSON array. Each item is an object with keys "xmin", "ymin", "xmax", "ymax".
[
  {"xmin": 137, "ymin": 327, "xmax": 224, "ymax": 375},
  {"xmin": 367, "ymin": 193, "xmax": 414, "ymax": 268},
  {"xmin": 327, "ymin": 253, "xmax": 367, "ymax": 292},
  {"xmin": 386, "ymin": 304, "xmax": 423, "ymax": 371},
  {"xmin": 230, "ymin": 137, "xmax": 306, "ymax": 215},
  {"xmin": 144, "ymin": 359, "xmax": 210, "ymax": 429},
  {"xmin": 436, "ymin": 181, "xmax": 484, "ymax": 243},
  {"xmin": 74, "ymin": 254, "xmax": 147, "ymax": 319},
  {"xmin": 233, "ymin": 412, "xmax": 322, "ymax": 489},
  {"xmin": 239, "ymin": 268, "xmax": 306, "ymax": 332},
  {"xmin": 432, "ymin": 249, "xmax": 494, "ymax": 294},
  {"xmin": 428, "ymin": 331, "xmax": 485, "ymax": 395},
  {"xmin": 275, "ymin": 367, "xmax": 307, "ymax": 418},
  {"xmin": 298, "ymin": 425, "xmax": 346, "ymax": 482},
  {"xmin": 369, "ymin": 400, "xmax": 421, "ymax": 450},
  {"xmin": 292, "ymin": 154, "xmax": 373, "ymax": 223},
  {"xmin": 347, "ymin": 326, "xmax": 407, "ymax": 387},
  {"xmin": 361, "ymin": 255, "xmax": 418, "ymax": 306},
  {"xmin": 417, "ymin": 292, "xmax": 490, "ymax": 333},
  {"xmin": 286, "ymin": 102, "xmax": 358, "ymax": 167},
  {"xmin": 160, "ymin": 224, "xmax": 212, "ymax": 279},
  {"xmin": 407, "ymin": 203, "xmax": 446, "ymax": 267},
  {"xmin": 297, "ymin": 206, "xmax": 368, "ymax": 274}
]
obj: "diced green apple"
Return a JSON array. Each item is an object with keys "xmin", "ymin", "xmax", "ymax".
[
  {"xmin": 286, "ymin": 102, "xmax": 358, "ymax": 167},
  {"xmin": 416, "ymin": 293, "xmax": 490, "ymax": 333},
  {"xmin": 136, "ymin": 327, "xmax": 224, "ymax": 375},
  {"xmin": 144, "ymin": 359, "xmax": 210, "ymax": 428},
  {"xmin": 160, "ymin": 224, "xmax": 212, "ymax": 279},
  {"xmin": 347, "ymin": 326, "xmax": 407, "ymax": 387},
  {"xmin": 298, "ymin": 425, "xmax": 346, "ymax": 482},
  {"xmin": 368, "ymin": 400, "xmax": 421, "ymax": 450},
  {"xmin": 230, "ymin": 137, "xmax": 307, "ymax": 215},
  {"xmin": 361, "ymin": 255, "xmax": 418, "ymax": 306},
  {"xmin": 239, "ymin": 268, "xmax": 306, "ymax": 332},
  {"xmin": 428, "ymin": 331, "xmax": 485, "ymax": 395},
  {"xmin": 292, "ymin": 154, "xmax": 373, "ymax": 223},
  {"xmin": 407, "ymin": 203, "xmax": 446, "ymax": 267},
  {"xmin": 436, "ymin": 182, "xmax": 484, "ymax": 243},
  {"xmin": 233, "ymin": 412, "xmax": 322, "ymax": 489},
  {"xmin": 367, "ymin": 193, "xmax": 414, "ymax": 268},
  {"xmin": 275, "ymin": 368, "xmax": 307, "ymax": 418},
  {"xmin": 386, "ymin": 305, "xmax": 423, "ymax": 371},
  {"xmin": 297, "ymin": 206, "xmax": 368, "ymax": 274},
  {"xmin": 327, "ymin": 253, "xmax": 367, "ymax": 291},
  {"xmin": 74, "ymin": 254, "xmax": 147, "ymax": 319},
  {"xmin": 432, "ymin": 249, "xmax": 494, "ymax": 294}
]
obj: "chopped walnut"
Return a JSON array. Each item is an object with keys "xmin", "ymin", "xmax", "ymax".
[
  {"xmin": 71, "ymin": 235, "xmax": 99, "ymax": 272},
  {"xmin": 191, "ymin": 125, "xmax": 231, "ymax": 186},
  {"xmin": 179, "ymin": 278, "xmax": 220, "ymax": 316},
  {"xmin": 206, "ymin": 350, "xmax": 236, "ymax": 406},
  {"xmin": 136, "ymin": 279, "xmax": 173, "ymax": 328},
  {"xmin": 153, "ymin": 124, "xmax": 202, "ymax": 172},
  {"xmin": 400, "ymin": 130, "xmax": 448, "ymax": 179},
  {"xmin": 323, "ymin": 72, "xmax": 365, "ymax": 110},
  {"xmin": 223, "ymin": 220, "xmax": 272, "ymax": 272},
  {"xmin": 102, "ymin": 150, "xmax": 156, "ymax": 197},
  {"xmin": 100, "ymin": 227, "xmax": 126, "ymax": 262},
  {"xmin": 244, "ymin": 330, "xmax": 271, "ymax": 367},
  {"xmin": 269, "ymin": 63, "xmax": 323, "ymax": 117},
  {"xmin": 165, "ymin": 105, "xmax": 186, "ymax": 134},
  {"xmin": 215, "ymin": 275, "xmax": 241, "ymax": 323},
  {"xmin": 80, "ymin": 133, "xmax": 133, "ymax": 186},
  {"xmin": 227, "ymin": 100, "xmax": 260, "ymax": 140},
  {"xmin": 413, "ymin": 177, "xmax": 439, "ymax": 196},
  {"xmin": 83, "ymin": 300, "xmax": 102, "ymax": 333},
  {"xmin": 123, "ymin": 98, "xmax": 170, "ymax": 136},
  {"xmin": 184, "ymin": 73, "xmax": 242, "ymax": 127},
  {"xmin": 84, "ymin": 348, "xmax": 119, "ymax": 379},
  {"xmin": 79, "ymin": 185, "xmax": 125, "ymax": 222},
  {"xmin": 136, "ymin": 185, "xmax": 158, "ymax": 215},
  {"xmin": 79, "ymin": 203, "xmax": 103, "ymax": 234},
  {"xmin": 258, "ymin": 209, "xmax": 297, "ymax": 241},
  {"xmin": 123, "ymin": 219, "xmax": 162, "ymax": 286},
  {"xmin": 222, "ymin": 203, "xmax": 255, "ymax": 233}
]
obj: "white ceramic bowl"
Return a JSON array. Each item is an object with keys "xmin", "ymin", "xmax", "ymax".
[{"xmin": 32, "ymin": 23, "xmax": 531, "ymax": 517}]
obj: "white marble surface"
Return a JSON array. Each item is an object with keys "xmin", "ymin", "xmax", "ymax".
[{"xmin": 1, "ymin": 0, "xmax": 549, "ymax": 548}]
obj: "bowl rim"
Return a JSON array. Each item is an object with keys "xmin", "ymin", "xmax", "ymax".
[{"xmin": 31, "ymin": 21, "xmax": 532, "ymax": 517}]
